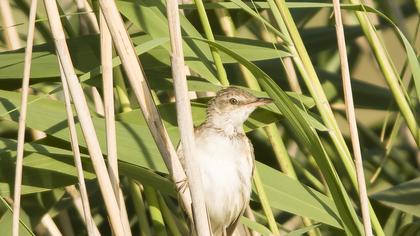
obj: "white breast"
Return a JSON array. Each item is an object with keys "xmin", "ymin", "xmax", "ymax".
[{"xmin": 194, "ymin": 129, "xmax": 254, "ymax": 234}]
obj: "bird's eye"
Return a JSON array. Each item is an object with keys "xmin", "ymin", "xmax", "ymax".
[{"xmin": 229, "ymin": 98, "xmax": 239, "ymax": 105}]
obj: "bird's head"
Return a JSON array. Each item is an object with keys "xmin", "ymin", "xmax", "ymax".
[{"xmin": 206, "ymin": 87, "xmax": 272, "ymax": 129}]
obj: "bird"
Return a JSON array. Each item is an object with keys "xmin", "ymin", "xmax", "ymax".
[{"xmin": 177, "ymin": 86, "xmax": 272, "ymax": 236}]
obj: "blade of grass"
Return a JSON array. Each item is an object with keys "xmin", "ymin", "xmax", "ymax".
[
  {"xmin": 193, "ymin": 0, "xmax": 228, "ymax": 85},
  {"xmin": 348, "ymin": 0, "xmax": 419, "ymax": 144},
  {"xmin": 1, "ymin": 197, "xmax": 35, "ymax": 236},
  {"xmin": 263, "ymin": 1, "xmax": 385, "ymax": 235}
]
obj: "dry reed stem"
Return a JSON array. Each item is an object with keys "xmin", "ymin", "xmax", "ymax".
[
  {"xmin": 100, "ymin": 10, "xmax": 118, "ymax": 201},
  {"xmin": 97, "ymin": 0, "xmax": 193, "ymax": 220},
  {"xmin": 59, "ymin": 64, "xmax": 96, "ymax": 236},
  {"xmin": 75, "ymin": 0, "xmax": 99, "ymax": 33},
  {"xmin": 91, "ymin": 87, "xmax": 105, "ymax": 115},
  {"xmin": 43, "ymin": 0, "xmax": 127, "ymax": 234},
  {"xmin": 57, "ymin": 210, "xmax": 75, "ymax": 236},
  {"xmin": 100, "ymin": 11, "xmax": 132, "ymax": 234},
  {"xmin": 244, "ymin": 206, "xmax": 261, "ymax": 236},
  {"xmin": 166, "ymin": 0, "xmax": 211, "ymax": 235},
  {"xmin": 332, "ymin": 1, "xmax": 372, "ymax": 235},
  {"xmin": 66, "ymin": 186, "xmax": 101, "ymax": 236},
  {"xmin": 283, "ymin": 57, "xmax": 301, "ymax": 93},
  {"xmin": 38, "ymin": 214, "xmax": 63, "ymax": 236},
  {"xmin": 12, "ymin": 1, "xmax": 37, "ymax": 235},
  {"xmin": 0, "ymin": 0, "xmax": 21, "ymax": 49}
]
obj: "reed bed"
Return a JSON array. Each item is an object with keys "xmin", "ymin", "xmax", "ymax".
[{"xmin": 0, "ymin": 0, "xmax": 418, "ymax": 235}]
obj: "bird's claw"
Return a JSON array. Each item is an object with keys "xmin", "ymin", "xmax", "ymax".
[{"xmin": 175, "ymin": 178, "xmax": 188, "ymax": 193}]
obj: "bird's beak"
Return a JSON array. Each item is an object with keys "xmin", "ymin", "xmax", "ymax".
[{"xmin": 249, "ymin": 97, "xmax": 273, "ymax": 107}]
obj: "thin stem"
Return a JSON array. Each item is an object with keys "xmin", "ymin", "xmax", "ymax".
[
  {"xmin": 267, "ymin": 1, "xmax": 384, "ymax": 234},
  {"xmin": 65, "ymin": 186, "xmax": 101, "ymax": 236},
  {"xmin": 129, "ymin": 181, "xmax": 152, "ymax": 236},
  {"xmin": 38, "ymin": 214, "xmax": 63, "ymax": 236},
  {"xmin": 100, "ymin": 10, "xmax": 132, "ymax": 234},
  {"xmin": 43, "ymin": 0, "xmax": 127, "ymax": 234},
  {"xmin": 114, "ymin": 67, "xmax": 132, "ymax": 113},
  {"xmin": 332, "ymin": 1, "xmax": 372, "ymax": 235},
  {"xmin": 98, "ymin": 0, "xmax": 194, "ymax": 222},
  {"xmin": 349, "ymin": 0, "xmax": 418, "ymax": 144},
  {"xmin": 12, "ymin": 1, "xmax": 37, "ymax": 235},
  {"xmin": 264, "ymin": 125, "xmax": 296, "ymax": 178},
  {"xmin": 253, "ymin": 168, "xmax": 280, "ymax": 236},
  {"xmin": 157, "ymin": 194, "xmax": 183, "ymax": 236},
  {"xmin": 0, "ymin": 0, "xmax": 21, "ymax": 49},
  {"xmin": 166, "ymin": 0, "xmax": 211, "ymax": 235},
  {"xmin": 193, "ymin": 0, "xmax": 228, "ymax": 85},
  {"xmin": 144, "ymin": 187, "xmax": 168, "ymax": 236},
  {"xmin": 59, "ymin": 64, "xmax": 96, "ymax": 236}
]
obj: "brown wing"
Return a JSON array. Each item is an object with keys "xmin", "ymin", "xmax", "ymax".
[{"xmin": 226, "ymin": 138, "xmax": 255, "ymax": 236}]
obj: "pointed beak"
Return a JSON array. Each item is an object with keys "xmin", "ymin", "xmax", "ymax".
[{"xmin": 249, "ymin": 97, "xmax": 273, "ymax": 107}]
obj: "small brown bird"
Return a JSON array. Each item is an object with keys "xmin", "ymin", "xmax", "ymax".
[{"xmin": 178, "ymin": 87, "xmax": 272, "ymax": 236}]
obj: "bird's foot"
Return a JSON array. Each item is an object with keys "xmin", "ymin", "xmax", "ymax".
[{"xmin": 175, "ymin": 178, "xmax": 188, "ymax": 193}]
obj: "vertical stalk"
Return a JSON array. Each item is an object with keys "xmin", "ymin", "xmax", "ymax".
[
  {"xmin": 157, "ymin": 194, "xmax": 183, "ymax": 236},
  {"xmin": 267, "ymin": 1, "xmax": 384, "ymax": 234},
  {"xmin": 332, "ymin": 1, "xmax": 372, "ymax": 235},
  {"xmin": 0, "ymin": 0, "xmax": 21, "ymax": 49},
  {"xmin": 38, "ymin": 214, "xmax": 63, "ymax": 236},
  {"xmin": 98, "ymin": 0, "xmax": 194, "ymax": 222},
  {"xmin": 264, "ymin": 125, "xmax": 296, "ymax": 177},
  {"xmin": 166, "ymin": 0, "xmax": 211, "ymax": 235},
  {"xmin": 214, "ymin": 4, "xmax": 301, "ymax": 234},
  {"xmin": 128, "ymin": 181, "xmax": 152, "ymax": 236},
  {"xmin": 253, "ymin": 168, "xmax": 280, "ymax": 235},
  {"xmin": 144, "ymin": 188, "xmax": 168, "ymax": 236},
  {"xmin": 100, "ymin": 10, "xmax": 132, "ymax": 235},
  {"xmin": 65, "ymin": 186, "xmax": 100, "ymax": 236},
  {"xmin": 114, "ymin": 68, "xmax": 132, "ymax": 113},
  {"xmin": 348, "ymin": 0, "xmax": 418, "ymax": 144},
  {"xmin": 12, "ymin": 1, "xmax": 37, "ymax": 235},
  {"xmin": 193, "ymin": 0, "xmax": 228, "ymax": 85},
  {"xmin": 59, "ymin": 64, "xmax": 96, "ymax": 236},
  {"xmin": 43, "ymin": 0, "xmax": 127, "ymax": 234}
]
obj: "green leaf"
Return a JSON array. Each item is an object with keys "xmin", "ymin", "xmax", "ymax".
[
  {"xmin": 285, "ymin": 224, "xmax": 321, "ymax": 236},
  {"xmin": 0, "ymin": 199, "xmax": 35, "ymax": 236},
  {"xmin": 117, "ymin": 0, "xmax": 220, "ymax": 84},
  {"xmin": 256, "ymin": 163, "xmax": 342, "ymax": 228},
  {"xmin": 0, "ymin": 137, "xmax": 175, "ymax": 197},
  {"xmin": 0, "ymin": 35, "xmax": 99, "ymax": 79},
  {"xmin": 240, "ymin": 216, "xmax": 272, "ymax": 236},
  {"xmin": 372, "ymin": 178, "xmax": 420, "ymax": 217},
  {"xmin": 397, "ymin": 221, "xmax": 420, "ymax": 236}
]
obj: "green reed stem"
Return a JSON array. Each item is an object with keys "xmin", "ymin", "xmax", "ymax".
[
  {"xmin": 193, "ymin": 0, "xmax": 229, "ymax": 85},
  {"xmin": 144, "ymin": 187, "xmax": 168, "ymax": 236},
  {"xmin": 253, "ymin": 168, "xmax": 281, "ymax": 235},
  {"xmin": 129, "ymin": 180, "xmax": 152, "ymax": 236},
  {"xmin": 268, "ymin": 0, "xmax": 384, "ymax": 235},
  {"xmin": 349, "ymin": 0, "xmax": 418, "ymax": 145},
  {"xmin": 157, "ymin": 194, "xmax": 182, "ymax": 236}
]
